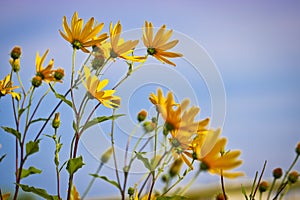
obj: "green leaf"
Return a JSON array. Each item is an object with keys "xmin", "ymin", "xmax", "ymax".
[
  {"xmin": 29, "ymin": 118, "xmax": 48, "ymax": 125},
  {"xmin": 55, "ymin": 93, "xmax": 72, "ymax": 108},
  {"xmin": 1, "ymin": 126, "xmax": 21, "ymax": 141},
  {"xmin": 18, "ymin": 184, "xmax": 59, "ymax": 200},
  {"xmin": 72, "ymin": 120, "xmax": 77, "ymax": 132},
  {"xmin": 26, "ymin": 140, "xmax": 40, "ymax": 157},
  {"xmin": 19, "ymin": 166, "xmax": 42, "ymax": 179},
  {"xmin": 81, "ymin": 114, "xmax": 124, "ymax": 132},
  {"xmin": 90, "ymin": 174, "xmax": 121, "ymax": 190},
  {"xmin": 66, "ymin": 156, "xmax": 85, "ymax": 175},
  {"xmin": 135, "ymin": 151, "xmax": 152, "ymax": 171},
  {"xmin": 157, "ymin": 196, "xmax": 188, "ymax": 200},
  {"xmin": 0, "ymin": 154, "xmax": 6, "ymax": 163},
  {"xmin": 49, "ymin": 85, "xmax": 72, "ymax": 108}
]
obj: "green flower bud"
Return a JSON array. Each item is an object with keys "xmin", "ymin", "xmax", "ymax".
[
  {"xmin": 288, "ymin": 171, "xmax": 299, "ymax": 184},
  {"xmin": 101, "ymin": 147, "xmax": 113, "ymax": 163},
  {"xmin": 143, "ymin": 121, "xmax": 156, "ymax": 133},
  {"xmin": 272, "ymin": 168, "xmax": 283, "ymax": 179},
  {"xmin": 10, "ymin": 46, "xmax": 22, "ymax": 60},
  {"xmin": 259, "ymin": 181, "xmax": 269, "ymax": 193},
  {"xmin": 52, "ymin": 112, "xmax": 60, "ymax": 129},
  {"xmin": 137, "ymin": 110, "xmax": 147, "ymax": 122},
  {"xmin": 127, "ymin": 187, "xmax": 134, "ymax": 196},
  {"xmin": 169, "ymin": 158, "xmax": 183, "ymax": 178},
  {"xmin": 296, "ymin": 142, "xmax": 300, "ymax": 155},
  {"xmin": 9, "ymin": 58, "xmax": 20, "ymax": 72},
  {"xmin": 31, "ymin": 76, "xmax": 42, "ymax": 87},
  {"xmin": 54, "ymin": 68, "xmax": 65, "ymax": 81}
]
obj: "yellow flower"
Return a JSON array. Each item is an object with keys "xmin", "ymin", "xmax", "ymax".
[
  {"xmin": 35, "ymin": 49, "xmax": 56, "ymax": 83},
  {"xmin": 109, "ymin": 21, "xmax": 145, "ymax": 62},
  {"xmin": 59, "ymin": 12, "xmax": 108, "ymax": 53},
  {"xmin": 193, "ymin": 135, "xmax": 244, "ymax": 178},
  {"xmin": 149, "ymin": 88, "xmax": 177, "ymax": 114},
  {"xmin": 143, "ymin": 21, "xmax": 183, "ymax": 66},
  {"xmin": 82, "ymin": 66, "xmax": 120, "ymax": 108},
  {"xmin": 0, "ymin": 74, "xmax": 20, "ymax": 100}
]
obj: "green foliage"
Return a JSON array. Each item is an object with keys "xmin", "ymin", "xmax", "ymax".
[
  {"xmin": 1, "ymin": 126, "xmax": 21, "ymax": 141},
  {"xmin": 66, "ymin": 156, "xmax": 85, "ymax": 175},
  {"xmin": 90, "ymin": 174, "xmax": 121, "ymax": 191},
  {"xmin": 18, "ymin": 184, "xmax": 59, "ymax": 200},
  {"xmin": 19, "ymin": 166, "xmax": 42, "ymax": 179},
  {"xmin": 26, "ymin": 140, "xmax": 40, "ymax": 157},
  {"xmin": 49, "ymin": 85, "xmax": 72, "ymax": 108},
  {"xmin": 135, "ymin": 151, "xmax": 152, "ymax": 171},
  {"xmin": 81, "ymin": 114, "xmax": 124, "ymax": 132}
]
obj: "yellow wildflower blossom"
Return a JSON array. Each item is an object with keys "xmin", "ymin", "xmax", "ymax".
[
  {"xmin": 149, "ymin": 88, "xmax": 177, "ymax": 113},
  {"xmin": 194, "ymin": 135, "xmax": 244, "ymax": 178},
  {"xmin": 143, "ymin": 21, "xmax": 183, "ymax": 66},
  {"xmin": 0, "ymin": 74, "xmax": 20, "ymax": 100},
  {"xmin": 82, "ymin": 66, "xmax": 120, "ymax": 108},
  {"xmin": 35, "ymin": 49, "xmax": 55, "ymax": 83},
  {"xmin": 109, "ymin": 21, "xmax": 145, "ymax": 62},
  {"xmin": 59, "ymin": 12, "xmax": 108, "ymax": 53}
]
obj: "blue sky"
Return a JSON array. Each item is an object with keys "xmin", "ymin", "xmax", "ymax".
[{"xmin": 0, "ymin": 0, "xmax": 300, "ymax": 198}]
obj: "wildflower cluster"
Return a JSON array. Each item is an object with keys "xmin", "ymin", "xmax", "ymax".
[{"xmin": 0, "ymin": 11, "xmax": 298, "ymax": 200}]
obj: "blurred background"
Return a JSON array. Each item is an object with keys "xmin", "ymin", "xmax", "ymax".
[{"xmin": 0, "ymin": 0, "xmax": 299, "ymax": 199}]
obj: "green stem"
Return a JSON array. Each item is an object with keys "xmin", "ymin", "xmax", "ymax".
[
  {"xmin": 278, "ymin": 154, "xmax": 299, "ymax": 190},
  {"xmin": 177, "ymin": 165, "xmax": 200, "ymax": 196},
  {"xmin": 267, "ymin": 178, "xmax": 276, "ymax": 200}
]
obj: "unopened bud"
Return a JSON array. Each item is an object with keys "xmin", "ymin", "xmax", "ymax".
[
  {"xmin": 101, "ymin": 147, "xmax": 113, "ymax": 163},
  {"xmin": 143, "ymin": 121, "xmax": 156, "ymax": 133},
  {"xmin": 161, "ymin": 174, "xmax": 169, "ymax": 183},
  {"xmin": 54, "ymin": 68, "xmax": 65, "ymax": 81},
  {"xmin": 31, "ymin": 76, "xmax": 42, "ymax": 87},
  {"xmin": 111, "ymin": 98, "xmax": 121, "ymax": 109},
  {"xmin": 288, "ymin": 171, "xmax": 299, "ymax": 184},
  {"xmin": 10, "ymin": 46, "xmax": 22, "ymax": 60},
  {"xmin": 127, "ymin": 187, "xmax": 134, "ymax": 196},
  {"xmin": 259, "ymin": 181, "xmax": 269, "ymax": 193},
  {"xmin": 91, "ymin": 55, "xmax": 105, "ymax": 70},
  {"xmin": 169, "ymin": 158, "xmax": 183, "ymax": 178},
  {"xmin": 273, "ymin": 168, "xmax": 283, "ymax": 179},
  {"xmin": 9, "ymin": 58, "xmax": 20, "ymax": 72},
  {"xmin": 296, "ymin": 142, "xmax": 300, "ymax": 155},
  {"xmin": 216, "ymin": 193, "xmax": 227, "ymax": 200},
  {"xmin": 52, "ymin": 112, "xmax": 60, "ymax": 129},
  {"xmin": 137, "ymin": 110, "xmax": 147, "ymax": 122}
]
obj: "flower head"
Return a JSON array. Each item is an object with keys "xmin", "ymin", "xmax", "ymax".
[
  {"xmin": 35, "ymin": 49, "xmax": 64, "ymax": 84},
  {"xmin": 59, "ymin": 12, "xmax": 108, "ymax": 53},
  {"xmin": 109, "ymin": 21, "xmax": 145, "ymax": 62},
  {"xmin": 149, "ymin": 88, "xmax": 177, "ymax": 113},
  {"xmin": 143, "ymin": 21, "xmax": 183, "ymax": 66},
  {"xmin": 0, "ymin": 74, "xmax": 20, "ymax": 100},
  {"xmin": 82, "ymin": 66, "xmax": 120, "ymax": 108},
  {"xmin": 195, "ymin": 136, "xmax": 244, "ymax": 178}
]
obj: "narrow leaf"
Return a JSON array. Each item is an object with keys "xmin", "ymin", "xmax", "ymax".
[
  {"xmin": 1, "ymin": 126, "xmax": 21, "ymax": 141},
  {"xmin": 135, "ymin": 151, "xmax": 152, "ymax": 171},
  {"xmin": 26, "ymin": 140, "xmax": 40, "ymax": 157},
  {"xmin": 66, "ymin": 156, "xmax": 85, "ymax": 175},
  {"xmin": 19, "ymin": 166, "xmax": 42, "ymax": 179},
  {"xmin": 55, "ymin": 93, "xmax": 73, "ymax": 108},
  {"xmin": 82, "ymin": 114, "xmax": 124, "ymax": 132},
  {"xmin": 90, "ymin": 174, "xmax": 121, "ymax": 190},
  {"xmin": 29, "ymin": 118, "xmax": 47, "ymax": 125},
  {"xmin": 49, "ymin": 85, "xmax": 72, "ymax": 108},
  {"xmin": 18, "ymin": 184, "xmax": 58, "ymax": 200}
]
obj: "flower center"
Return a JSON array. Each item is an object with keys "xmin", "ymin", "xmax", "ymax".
[
  {"xmin": 72, "ymin": 40, "xmax": 83, "ymax": 50},
  {"xmin": 200, "ymin": 161, "xmax": 209, "ymax": 171},
  {"xmin": 110, "ymin": 49, "xmax": 119, "ymax": 58},
  {"xmin": 147, "ymin": 47, "xmax": 156, "ymax": 55}
]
